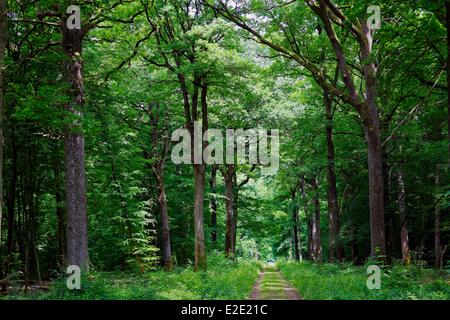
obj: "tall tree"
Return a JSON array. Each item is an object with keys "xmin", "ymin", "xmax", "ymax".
[
  {"xmin": 0, "ymin": 0, "xmax": 6, "ymax": 251},
  {"xmin": 222, "ymin": 164, "xmax": 236, "ymax": 257},
  {"xmin": 290, "ymin": 186, "xmax": 302, "ymax": 262},
  {"xmin": 212, "ymin": 0, "xmax": 387, "ymax": 260},
  {"xmin": 447, "ymin": 1, "xmax": 450, "ymax": 162},
  {"xmin": 324, "ymin": 90, "xmax": 340, "ymax": 262},
  {"xmin": 209, "ymin": 165, "xmax": 218, "ymax": 243},
  {"xmin": 61, "ymin": 9, "xmax": 89, "ymax": 271},
  {"xmin": 396, "ymin": 167, "xmax": 410, "ymax": 264},
  {"xmin": 148, "ymin": 103, "xmax": 173, "ymax": 270},
  {"xmin": 310, "ymin": 177, "xmax": 323, "ymax": 262}
]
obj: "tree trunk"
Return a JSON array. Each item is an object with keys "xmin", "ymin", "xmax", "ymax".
[
  {"xmin": 446, "ymin": 1, "xmax": 450, "ymax": 161},
  {"xmin": 209, "ymin": 166, "xmax": 217, "ymax": 242},
  {"xmin": 7, "ymin": 131, "xmax": 17, "ymax": 257},
  {"xmin": 397, "ymin": 169, "xmax": 410, "ymax": 264},
  {"xmin": 385, "ymin": 161, "xmax": 395, "ymax": 263},
  {"xmin": 190, "ymin": 81, "xmax": 208, "ymax": 271},
  {"xmin": 62, "ymin": 26, "xmax": 89, "ymax": 271},
  {"xmin": 156, "ymin": 168, "xmax": 173, "ymax": 270},
  {"xmin": 324, "ymin": 91, "xmax": 340, "ymax": 262},
  {"xmin": 300, "ymin": 175, "xmax": 312, "ymax": 260},
  {"xmin": 317, "ymin": 5, "xmax": 387, "ymax": 261},
  {"xmin": 223, "ymin": 165, "xmax": 236, "ymax": 257},
  {"xmin": 350, "ymin": 237, "xmax": 359, "ymax": 264},
  {"xmin": 232, "ymin": 171, "xmax": 238, "ymax": 255},
  {"xmin": 0, "ymin": 0, "xmax": 7, "ymax": 250},
  {"xmin": 361, "ymin": 22, "xmax": 387, "ymax": 260},
  {"xmin": 291, "ymin": 188, "xmax": 301, "ymax": 262},
  {"xmin": 435, "ymin": 165, "xmax": 442, "ymax": 268},
  {"xmin": 193, "ymin": 164, "xmax": 207, "ymax": 271},
  {"xmin": 311, "ymin": 177, "xmax": 323, "ymax": 262}
]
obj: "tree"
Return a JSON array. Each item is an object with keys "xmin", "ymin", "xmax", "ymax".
[
  {"xmin": 147, "ymin": 103, "xmax": 173, "ymax": 270},
  {"xmin": 210, "ymin": 0, "xmax": 388, "ymax": 260},
  {"xmin": 60, "ymin": 8, "xmax": 89, "ymax": 271},
  {"xmin": 0, "ymin": 0, "xmax": 6, "ymax": 251}
]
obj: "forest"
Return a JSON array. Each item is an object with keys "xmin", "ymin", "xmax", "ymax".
[{"xmin": 0, "ymin": 0, "xmax": 449, "ymax": 301}]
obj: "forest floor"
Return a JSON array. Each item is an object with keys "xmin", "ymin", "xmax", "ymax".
[
  {"xmin": 248, "ymin": 266, "xmax": 302, "ymax": 300},
  {"xmin": 278, "ymin": 261, "xmax": 450, "ymax": 300}
]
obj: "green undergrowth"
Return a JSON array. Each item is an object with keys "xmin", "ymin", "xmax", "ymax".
[
  {"xmin": 278, "ymin": 260, "xmax": 450, "ymax": 300},
  {"xmin": 3, "ymin": 253, "xmax": 261, "ymax": 300}
]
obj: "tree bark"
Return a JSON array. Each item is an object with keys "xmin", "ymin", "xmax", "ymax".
[
  {"xmin": 316, "ymin": 3, "xmax": 387, "ymax": 261},
  {"xmin": 0, "ymin": 0, "xmax": 7, "ymax": 251},
  {"xmin": 192, "ymin": 81, "xmax": 208, "ymax": 271},
  {"xmin": 62, "ymin": 25, "xmax": 89, "ymax": 271},
  {"xmin": 291, "ymin": 188, "xmax": 301, "ymax": 262},
  {"xmin": 397, "ymin": 168, "xmax": 410, "ymax": 264},
  {"xmin": 147, "ymin": 103, "xmax": 173, "ymax": 270},
  {"xmin": 232, "ymin": 171, "xmax": 238, "ymax": 255},
  {"xmin": 300, "ymin": 175, "xmax": 312, "ymax": 260},
  {"xmin": 209, "ymin": 166, "xmax": 217, "ymax": 242},
  {"xmin": 361, "ymin": 22, "xmax": 387, "ymax": 260},
  {"xmin": 223, "ymin": 165, "xmax": 236, "ymax": 257},
  {"xmin": 193, "ymin": 163, "xmax": 207, "ymax": 271},
  {"xmin": 156, "ymin": 168, "xmax": 172, "ymax": 270},
  {"xmin": 324, "ymin": 91, "xmax": 340, "ymax": 262},
  {"xmin": 311, "ymin": 177, "xmax": 323, "ymax": 262}
]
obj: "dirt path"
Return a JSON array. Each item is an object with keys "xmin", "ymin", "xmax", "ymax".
[{"xmin": 248, "ymin": 266, "xmax": 302, "ymax": 300}]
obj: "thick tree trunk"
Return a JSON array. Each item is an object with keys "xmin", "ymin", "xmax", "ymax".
[
  {"xmin": 324, "ymin": 91, "xmax": 340, "ymax": 262},
  {"xmin": 62, "ymin": 27, "xmax": 89, "ymax": 271},
  {"xmin": 397, "ymin": 169, "xmax": 410, "ymax": 264},
  {"xmin": 361, "ymin": 23, "xmax": 387, "ymax": 260},
  {"xmin": 0, "ymin": 0, "xmax": 6, "ymax": 250},
  {"xmin": 156, "ymin": 169, "xmax": 173, "ymax": 270},
  {"xmin": 223, "ymin": 165, "xmax": 236, "ymax": 257},
  {"xmin": 192, "ymin": 81, "xmax": 208, "ymax": 271},
  {"xmin": 364, "ymin": 113, "xmax": 387, "ymax": 259},
  {"xmin": 316, "ymin": 4, "xmax": 386, "ymax": 261},
  {"xmin": 209, "ymin": 166, "xmax": 217, "ymax": 242},
  {"xmin": 311, "ymin": 177, "xmax": 323, "ymax": 262}
]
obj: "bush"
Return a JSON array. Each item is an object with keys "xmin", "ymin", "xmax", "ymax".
[
  {"xmin": 3, "ymin": 252, "xmax": 261, "ymax": 300},
  {"xmin": 278, "ymin": 261, "xmax": 450, "ymax": 300}
]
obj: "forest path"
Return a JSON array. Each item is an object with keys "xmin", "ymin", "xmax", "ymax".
[{"xmin": 248, "ymin": 266, "xmax": 302, "ymax": 300}]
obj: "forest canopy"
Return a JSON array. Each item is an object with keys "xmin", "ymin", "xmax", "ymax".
[{"xmin": 0, "ymin": 0, "xmax": 449, "ymax": 299}]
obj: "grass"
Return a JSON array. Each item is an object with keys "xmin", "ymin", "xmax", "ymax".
[
  {"xmin": 278, "ymin": 260, "xmax": 450, "ymax": 300},
  {"xmin": 258, "ymin": 266, "xmax": 289, "ymax": 299},
  {"xmin": 2, "ymin": 254, "xmax": 261, "ymax": 300}
]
